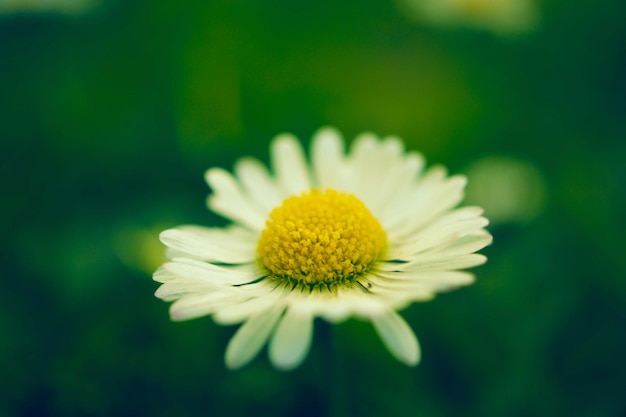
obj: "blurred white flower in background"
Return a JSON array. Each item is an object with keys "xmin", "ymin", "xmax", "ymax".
[
  {"xmin": 0, "ymin": 0, "xmax": 97, "ymax": 15},
  {"xmin": 397, "ymin": 0, "xmax": 539, "ymax": 35},
  {"xmin": 464, "ymin": 156, "xmax": 547, "ymax": 225}
]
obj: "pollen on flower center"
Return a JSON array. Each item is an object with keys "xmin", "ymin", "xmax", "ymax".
[{"xmin": 257, "ymin": 189, "xmax": 387, "ymax": 286}]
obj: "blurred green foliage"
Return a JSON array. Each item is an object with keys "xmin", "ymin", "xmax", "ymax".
[{"xmin": 1, "ymin": 0, "xmax": 625, "ymax": 416}]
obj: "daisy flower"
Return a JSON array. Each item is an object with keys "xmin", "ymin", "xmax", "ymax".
[{"xmin": 154, "ymin": 127, "xmax": 491, "ymax": 370}]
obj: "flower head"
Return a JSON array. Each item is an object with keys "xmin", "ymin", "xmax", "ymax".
[{"xmin": 154, "ymin": 127, "xmax": 492, "ymax": 370}]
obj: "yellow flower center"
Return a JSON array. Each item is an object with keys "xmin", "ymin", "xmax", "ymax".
[{"xmin": 257, "ymin": 189, "xmax": 387, "ymax": 287}]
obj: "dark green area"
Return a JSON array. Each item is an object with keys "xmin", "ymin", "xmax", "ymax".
[{"xmin": 2, "ymin": 0, "xmax": 625, "ymax": 416}]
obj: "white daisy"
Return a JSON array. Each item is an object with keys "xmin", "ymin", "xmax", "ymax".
[{"xmin": 154, "ymin": 127, "xmax": 492, "ymax": 370}]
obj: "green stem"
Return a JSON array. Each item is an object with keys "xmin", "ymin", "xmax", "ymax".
[{"xmin": 319, "ymin": 319, "xmax": 349, "ymax": 417}]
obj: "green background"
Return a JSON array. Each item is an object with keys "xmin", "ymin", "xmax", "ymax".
[{"xmin": 2, "ymin": 0, "xmax": 625, "ymax": 416}]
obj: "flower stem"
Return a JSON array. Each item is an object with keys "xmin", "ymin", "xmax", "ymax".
[{"xmin": 319, "ymin": 319, "xmax": 349, "ymax": 417}]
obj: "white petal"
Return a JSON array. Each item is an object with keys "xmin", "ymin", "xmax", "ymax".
[
  {"xmin": 212, "ymin": 285, "xmax": 288, "ymax": 325},
  {"xmin": 155, "ymin": 279, "xmax": 217, "ymax": 301},
  {"xmin": 388, "ymin": 208, "xmax": 489, "ymax": 259},
  {"xmin": 347, "ymin": 133, "xmax": 403, "ymax": 209},
  {"xmin": 319, "ymin": 309, "xmax": 351, "ymax": 323},
  {"xmin": 292, "ymin": 289, "xmax": 386, "ymax": 323},
  {"xmin": 365, "ymin": 274, "xmax": 436, "ymax": 298},
  {"xmin": 153, "ymin": 266, "xmax": 177, "ymax": 283},
  {"xmin": 163, "ymin": 257, "xmax": 260, "ymax": 286},
  {"xmin": 380, "ymin": 253, "xmax": 487, "ymax": 274},
  {"xmin": 382, "ymin": 254, "xmax": 488, "ymax": 273},
  {"xmin": 417, "ymin": 230, "xmax": 493, "ymax": 260},
  {"xmin": 169, "ymin": 291, "xmax": 236, "ymax": 321},
  {"xmin": 352, "ymin": 295, "xmax": 389, "ymax": 317},
  {"xmin": 371, "ymin": 310, "xmax": 420, "ymax": 366},
  {"xmin": 308, "ymin": 291, "xmax": 352, "ymax": 323},
  {"xmin": 369, "ymin": 271, "xmax": 475, "ymax": 293},
  {"xmin": 399, "ymin": 176, "xmax": 468, "ymax": 234},
  {"xmin": 373, "ymin": 270, "xmax": 475, "ymax": 284},
  {"xmin": 386, "ymin": 172, "xmax": 467, "ymax": 238},
  {"xmin": 373, "ymin": 151, "xmax": 425, "ymax": 220},
  {"xmin": 368, "ymin": 285, "xmax": 435, "ymax": 303},
  {"xmin": 268, "ymin": 308, "xmax": 314, "ymax": 370},
  {"xmin": 234, "ymin": 157, "xmax": 283, "ymax": 214},
  {"xmin": 205, "ymin": 168, "xmax": 267, "ymax": 231},
  {"xmin": 225, "ymin": 304, "xmax": 285, "ymax": 370},
  {"xmin": 418, "ymin": 206, "xmax": 485, "ymax": 231},
  {"xmin": 271, "ymin": 134, "xmax": 311, "ymax": 195},
  {"xmin": 311, "ymin": 127, "xmax": 346, "ymax": 189},
  {"xmin": 159, "ymin": 226, "xmax": 257, "ymax": 264},
  {"xmin": 397, "ymin": 217, "xmax": 489, "ymax": 258}
]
